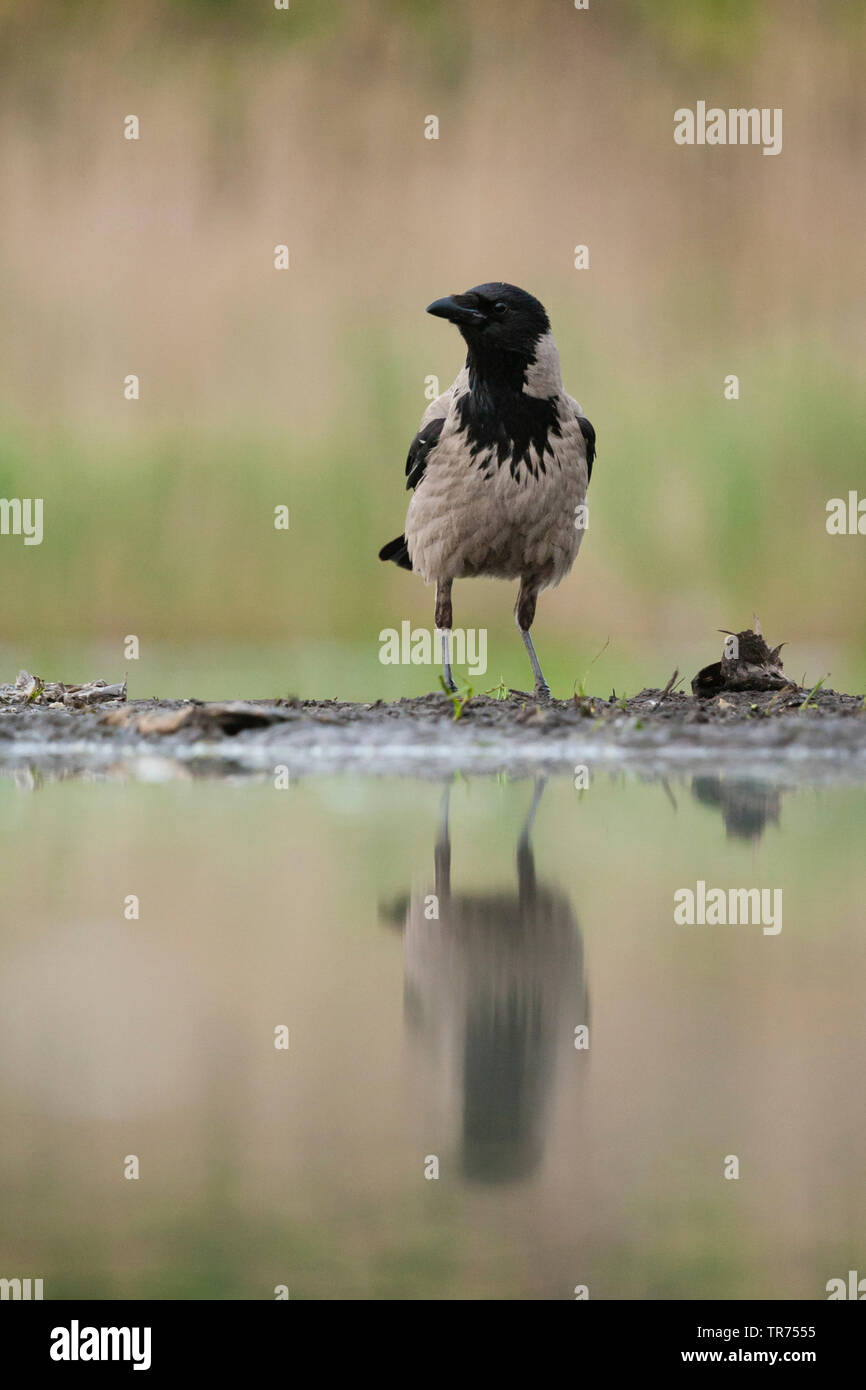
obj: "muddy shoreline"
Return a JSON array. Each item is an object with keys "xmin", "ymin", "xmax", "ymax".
[{"xmin": 1, "ymin": 684, "xmax": 864, "ymax": 781}]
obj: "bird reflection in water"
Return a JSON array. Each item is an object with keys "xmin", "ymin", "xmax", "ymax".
[
  {"xmin": 691, "ymin": 775, "xmax": 784, "ymax": 842},
  {"xmin": 382, "ymin": 778, "xmax": 588, "ymax": 1185}
]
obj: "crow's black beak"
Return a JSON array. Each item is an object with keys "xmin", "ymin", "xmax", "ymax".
[{"xmin": 426, "ymin": 294, "xmax": 486, "ymax": 326}]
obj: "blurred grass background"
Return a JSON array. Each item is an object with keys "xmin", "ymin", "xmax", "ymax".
[{"xmin": 0, "ymin": 0, "xmax": 863, "ymax": 699}]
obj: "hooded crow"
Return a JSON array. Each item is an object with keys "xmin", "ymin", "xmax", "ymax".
[{"xmin": 378, "ymin": 282, "xmax": 595, "ymax": 697}]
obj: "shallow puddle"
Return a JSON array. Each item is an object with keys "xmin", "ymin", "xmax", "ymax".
[{"xmin": 1, "ymin": 767, "xmax": 863, "ymax": 1298}]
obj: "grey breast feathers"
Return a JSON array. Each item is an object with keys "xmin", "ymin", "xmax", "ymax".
[{"xmin": 405, "ymin": 378, "xmax": 589, "ymax": 588}]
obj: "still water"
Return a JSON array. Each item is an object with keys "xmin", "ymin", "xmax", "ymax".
[{"xmin": 1, "ymin": 766, "xmax": 863, "ymax": 1299}]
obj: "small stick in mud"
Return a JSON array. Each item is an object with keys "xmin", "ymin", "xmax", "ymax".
[{"xmin": 650, "ymin": 669, "xmax": 683, "ymax": 710}]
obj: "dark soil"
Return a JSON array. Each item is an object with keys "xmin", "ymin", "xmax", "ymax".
[
  {"xmin": 0, "ymin": 681, "xmax": 863, "ymax": 736},
  {"xmin": 0, "ymin": 681, "xmax": 864, "ymax": 781}
]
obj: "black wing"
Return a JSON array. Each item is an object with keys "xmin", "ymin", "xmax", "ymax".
[
  {"xmin": 405, "ymin": 415, "xmax": 445, "ymax": 491},
  {"xmin": 378, "ymin": 416, "xmax": 447, "ymax": 569},
  {"xmin": 378, "ymin": 534, "xmax": 412, "ymax": 569},
  {"xmin": 577, "ymin": 416, "xmax": 596, "ymax": 484}
]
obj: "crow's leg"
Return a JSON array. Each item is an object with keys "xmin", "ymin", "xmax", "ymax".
[
  {"xmin": 435, "ymin": 579, "xmax": 456, "ymax": 693},
  {"xmin": 515, "ymin": 583, "xmax": 550, "ymax": 699},
  {"xmin": 521, "ymin": 629, "xmax": 549, "ymax": 699}
]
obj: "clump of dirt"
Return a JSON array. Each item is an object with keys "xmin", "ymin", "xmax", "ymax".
[
  {"xmin": 692, "ymin": 628, "xmax": 790, "ymax": 696},
  {"xmin": 0, "ymin": 670, "xmax": 127, "ymax": 707},
  {"xmin": 102, "ymin": 701, "xmax": 293, "ymax": 736}
]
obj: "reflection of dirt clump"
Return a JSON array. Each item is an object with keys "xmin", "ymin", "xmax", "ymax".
[{"xmin": 691, "ymin": 776, "xmax": 783, "ymax": 841}]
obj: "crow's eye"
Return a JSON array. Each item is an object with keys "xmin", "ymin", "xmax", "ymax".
[{"xmin": 492, "ymin": 301, "xmax": 508, "ymax": 316}]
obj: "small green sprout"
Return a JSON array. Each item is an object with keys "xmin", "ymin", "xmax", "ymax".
[
  {"xmin": 485, "ymin": 677, "xmax": 510, "ymax": 701},
  {"xmin": 574, "ymin": 637, "xmax": 611, "ymax": 699},
  {"xmin": 799, "ymin": 675, "xmax": 828, "ymax": 712},
  {"xmin": 439, "ymin": 675, "xmax": 474, "ymax": 720}
]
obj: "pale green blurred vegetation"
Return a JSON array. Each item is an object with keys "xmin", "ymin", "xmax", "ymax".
[{"xmin": 0, "ymin": 0, "xmax": 863, "ymax": 698}]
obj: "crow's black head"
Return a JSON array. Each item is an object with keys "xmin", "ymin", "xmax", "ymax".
[{"xmin": 426, "ymin": 283, "xmax": 550, "ymax": 359}]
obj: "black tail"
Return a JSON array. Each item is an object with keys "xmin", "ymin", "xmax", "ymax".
[{"xmin": 378, "ymin": 534, "xmax": 413, "ymax": 571}]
